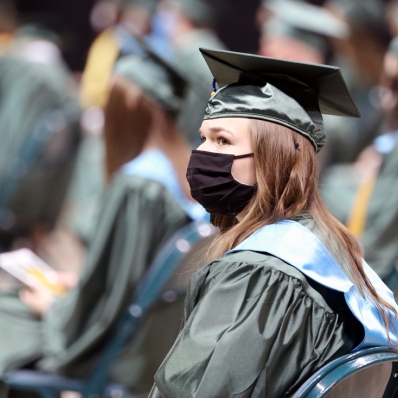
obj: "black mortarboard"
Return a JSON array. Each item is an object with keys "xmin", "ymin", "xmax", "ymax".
[
  {"xmin": 200, "ymin": 48, "xmax": 360, "ymax": 152},
  {"xmin": 114, "ymin": 38, "xmax": 187, "ymax": 114}
]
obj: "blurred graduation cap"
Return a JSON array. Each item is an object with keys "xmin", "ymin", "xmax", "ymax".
[
  {"xmin": 15, "ymin": 24, "xmax": 61, "ymax": 47},
  {"xmin": 200, "ymin": 48, "xmax": 360, "ymax": 152},
  {"xmin": 327, "ymin": 0, "xmax": 389, "ymax": 42},
  {"xmin": 114, "ymin": 37, "xmax": 187, "ymax": 114},
  {"xmin": 263, "ymin": 0, "xmax": 348, "ymax": 57},
  {"xmin": 121, "ymin": 0, "xmax": 159, "ymax": 13},
  {"xmin": 170, "ymin": 0, "xmax": 218, "ymax": 27}
]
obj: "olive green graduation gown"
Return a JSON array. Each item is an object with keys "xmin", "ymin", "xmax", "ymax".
[
  {"xmin": 0, "ymin": 55, "xmax": 81, "ymax": 244},
  {"xmin": 322, "ymin": 143, "xmax": 398, "ymax": 281},
  {"xmin": 149, "ymin": 216, "xmax": 362, "ymax": 398},
  {"xmin": 361, "ymin": 145, "xmax": 398, "ymax": 281},
  {"xmin": 0, "ymin": 173, "xmax": 191, "ymax": 392}
]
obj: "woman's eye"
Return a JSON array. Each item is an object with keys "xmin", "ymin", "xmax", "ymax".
[{"xmin": 217, "ymin": 137, "xmax": 229, "ymax": 146}]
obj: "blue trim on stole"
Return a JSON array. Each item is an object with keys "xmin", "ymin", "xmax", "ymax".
[
  {"xmin": 223, "ymin": 219, "xmax": 398, "ymax": 351},
  {"xmin": 121, "ymin": 149, "xmax": 209, "ymax": 221}
]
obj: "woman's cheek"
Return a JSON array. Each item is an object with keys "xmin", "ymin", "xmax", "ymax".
[{"xmin": 231, "ymin": 158, "xmax": 257, "ymax": 185}]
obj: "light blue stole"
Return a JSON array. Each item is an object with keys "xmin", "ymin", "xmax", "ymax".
[
  {"xmin": 223, "ymin": 219, "xmax": 398, "ymax": 351},
  {"xmin": 121, "ymin": 149, "xmax": 208, "ymax": 221}
]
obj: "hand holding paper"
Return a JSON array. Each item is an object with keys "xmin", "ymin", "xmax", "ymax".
[{"xmin": 0, "ymin": 249, "xmax": 78, "ymax": 316}]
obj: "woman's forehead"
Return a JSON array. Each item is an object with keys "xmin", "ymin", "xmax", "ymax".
[{"xmin": 200, "ymin": 117, "xmax": 251, "ymax": 133}]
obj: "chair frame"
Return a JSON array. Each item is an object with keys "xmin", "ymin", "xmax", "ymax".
[{"xmin": 293, "ymin": 346, "xmax": 398, "ymax": 398}]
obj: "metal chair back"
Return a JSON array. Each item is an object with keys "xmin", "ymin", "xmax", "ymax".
[{"xmin": 293, "ymin": 347, "xmax": 398, "ymax": 398}]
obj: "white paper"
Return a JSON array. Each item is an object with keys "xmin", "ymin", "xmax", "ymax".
[{"xmin": 0, "ymin": 249, "xmax": 64, "ymax": 294}]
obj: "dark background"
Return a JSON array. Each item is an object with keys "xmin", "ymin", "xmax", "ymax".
[{"xmin": 14, "ymin": 0, "xmax": 262, "ymax": 71}]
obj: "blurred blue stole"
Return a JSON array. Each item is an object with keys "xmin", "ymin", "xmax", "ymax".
[
  {"xmin": 122, "ymin": 149, "xmax": 208, "ymax": 221},
  {"xmin": 224, "ymin": 219, "xmax": 398, "ymax": 351}
]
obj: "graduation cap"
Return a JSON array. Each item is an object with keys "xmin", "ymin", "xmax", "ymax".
[
  {"xmin": 262, "ymin": 0, "xmax": 348, "ymax": 57},
  {"xmin": 171, "ymin": 0, "xmax": 217, "ymax": 26},
  {"xmin": 200, "ymin": 48, "xmax": 360, "ymax": 152},
  {"xmin": 121, "ymin": 0, "xmax": 159, "ymax": 14},
  {"xmin": 265, "ymin": 0, "xmax": 348, "ymax": 40},
  {"xmin": 328, "ymin": 0, "xmax": 387, "ymax": 38},
  {"xmin": 114, "ymin": 38, "xmax": 187, "ymax": 114}
]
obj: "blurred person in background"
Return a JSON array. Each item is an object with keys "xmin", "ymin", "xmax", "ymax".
[
  {"xmin": 80, "ymin": 0, "xmax": 159, "ymax": 110},
  {"xmin": 66, "ymin": 0, "xmax": 160, "ymax": 247},
  {"xmin": 257, "ymin": 0, "xmax": 354, "ymax": 173},
  {"xmin": 0, "ymin": 21, "xmax": 81, "ymax": 256},
  {"xmin": 387, "ymin": 0, "xmax": 398, "ymax": 39},
  {"xmin": 0, "ymin": 40, "xmax": 207, "ymax": 395},
  {"xmin": 322, "ymin": 36, "xmax": 398, "ymax": 293},
  {"xmin": 159, "ymin": 0, "xmax": 226, "ymax": 147},
  {"xmin": 258, "ymin": 0, "xmax": 348, "ymax": 65},
  {"xmin": 322, "ymin": 0, "xmax": 390, "ymax": 167},
  {"xmin": 0, "ymin": 0, "xmax": 17, "ymax": 52}
]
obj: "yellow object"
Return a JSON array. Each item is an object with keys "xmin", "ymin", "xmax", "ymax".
[
  {"xmin": 80, "ymin": 28, "xmax": 120, "ymax": 109},
  {"xmin": 0, "ymin": 33, "xmax": 13, "ymax": 54},
  {"xmin": 26, "ymin": 267, "xmax": 67, "ymax": 295},
  {"xmin": 346, "ymin": 174, "xmax": 377, "ymax": 238},
  {"xmin": 0, "ymin": 33, "xmax": 13, "ymax": 44},
  {"xmin": 210, "ymin": 92, "xmax": 216, "ymax": 97}
]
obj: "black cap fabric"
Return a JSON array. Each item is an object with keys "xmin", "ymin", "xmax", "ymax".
[
  {"xmin": 200, "ymin": 48, "xmax": 360, "ymax": 152},
  {"xmin": 114, "ymin": 39, "xmax": 187, "ymax": 113}
]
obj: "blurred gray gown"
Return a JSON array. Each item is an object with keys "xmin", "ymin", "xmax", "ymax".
[
  {"xmin": 63, "ymin": 133, "xmax": 105, "ymax": 245},
  {"xmin": 0, "ymin": 149, "xmax": 207, "ymax": 392},
  {"xmin": 149, "ymin": 215, "xmax": 362, "ymax": 398},
  {"xmin": 317, "ymin": 60, "xmax": 383, "ymax": 173},
  {"xmin": 0, "ymin": 55, "xmax": 81, "ymax": 247},
  {"xmin": 322, "ymin": 134, "xmax": 398, "ymax": 282}
]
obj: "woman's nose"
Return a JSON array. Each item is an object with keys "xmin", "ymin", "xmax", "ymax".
[{"xmin": 196, "ymin": 140, "xmax": 213, "ymax": 152}]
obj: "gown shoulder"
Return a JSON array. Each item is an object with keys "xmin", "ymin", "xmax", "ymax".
[{"xmin": 152, "ymin": 249, "xmax": 363, "ymax": 398}]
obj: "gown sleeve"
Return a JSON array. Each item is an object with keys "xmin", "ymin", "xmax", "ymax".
[{"xmin": 152, "ymin": 256, "xmax": 357, "ymax": 398}]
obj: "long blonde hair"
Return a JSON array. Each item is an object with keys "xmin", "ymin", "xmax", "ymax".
[{"xmin": 209, "ymin": 119, "xmax": 397, "ymax": 345}]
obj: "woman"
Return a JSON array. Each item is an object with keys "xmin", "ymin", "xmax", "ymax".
[
  {"xmin": 149, "ymin": 49, "xmax": 398, "ymax": 398},
  {"xmin": 0, "ymin": 41, "xmax": 206, "ymax": 393}
]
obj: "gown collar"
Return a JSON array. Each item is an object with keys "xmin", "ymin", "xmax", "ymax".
[{"xmin": 121, "ymin": 149, "xmax": 208, "ymax": 221}]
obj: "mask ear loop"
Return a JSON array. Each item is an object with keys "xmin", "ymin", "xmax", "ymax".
[{"xmin": 234, "ymin": 153, "xmax": 254, "ymax": 159}]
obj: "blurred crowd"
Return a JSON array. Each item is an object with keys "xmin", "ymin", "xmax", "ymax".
[{"xmin": 1, "ymin": 0, "xmax": 398, "ymax": 395}]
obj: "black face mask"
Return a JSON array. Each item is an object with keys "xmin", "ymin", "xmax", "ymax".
[{"xmin": 186, "ymin": 150, "xmax": 257, "ymax": 216}]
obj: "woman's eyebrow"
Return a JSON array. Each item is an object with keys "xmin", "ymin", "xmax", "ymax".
[{"xmin": 209, "ymin": 126, "xmax": 234, "ymax": 135}]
